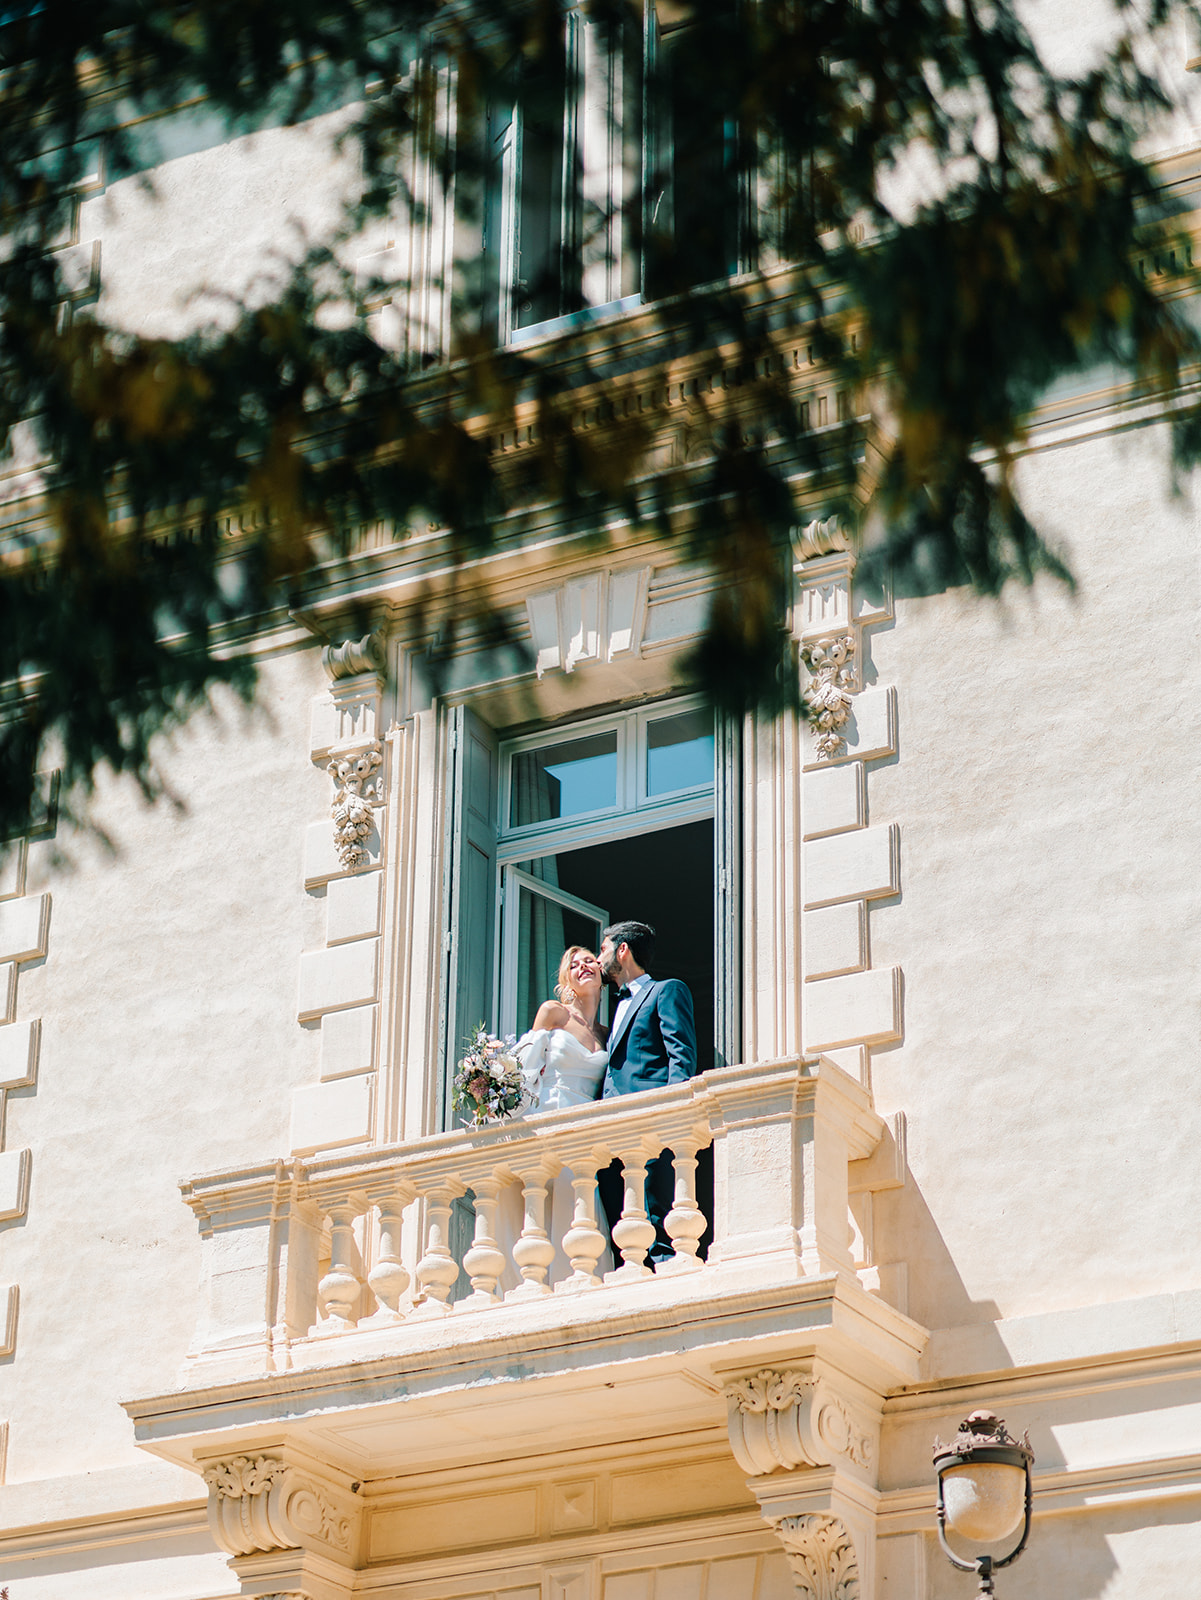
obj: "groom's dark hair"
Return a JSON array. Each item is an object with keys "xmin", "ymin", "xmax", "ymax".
[{"xmin": 603, "ymin": 920, "xmax": 656, "ymax": 969}]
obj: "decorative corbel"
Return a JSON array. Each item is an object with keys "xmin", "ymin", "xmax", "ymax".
[
  {"xmin": 723, "ymin": 1368, "xmax": 873, "ymax": 1476},
  {"xmin": 321, "ymin": 632, "xmax": 386, "ymax": 682},
  {"xmin": 722, "ymin": 1364, "xmax": 876, "ymax": 1599},
  {"xmin": 201, "ymin": 1453, "xmax": 356, "ymax": 1561}
]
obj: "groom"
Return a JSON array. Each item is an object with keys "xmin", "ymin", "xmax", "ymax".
[{"xmin": 597, "ymin": 919, "xmax": 697, "ymax": 1266}]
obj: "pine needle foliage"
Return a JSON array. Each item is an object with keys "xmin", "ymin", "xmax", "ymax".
[{"xmin": 1, "ymin": 0, "xmax": 1199, "ymax": 833}]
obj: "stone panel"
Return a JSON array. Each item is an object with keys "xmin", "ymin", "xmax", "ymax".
[
  {"xmin": 326, "ymin": 871, "xmax": 382, "ymax": 945},
  {"xmin": 305, "ymin": 818, "xmax": 380, "ymax": 887},
  {"xmin": 290, "ymin": 1073, "xmax": 374, "ymax": 1153},
  {"xmin": 804, "ymin": 824, "xmax": 899, "ymax": 908},
  {"xmin": 802, "ymin": 762, "xmax": 865, "ymax": 839},
  {"xmin": 369, "ymin": 1487, "xmax": 539, "ymax": 1561},
  {"xmin": 297, "ymin": 939, "xmax": 379, "ymax": 1021},
  {"xmin": 0, "ymin": 894, "xmax": 49, "ymax": 964},
  {"xmin": 804, "ymin": 901, "xmax": 867, "ymax": 980},
  {"xmin": 0, "ymin": 1020, "xmax": 38, "ymax": 1088},
  {"xmin": 0, "ymin": 1148, "xmax": 31, "ymax": 1222},
  {"xmin": 804, "ymin": 966, "xmax": 902, "ymax": 1051},
  {"xmin": 803, "ymin": 685, "xmax": 896, "ymax": 768},
  {"xmin": 320, "ymin": 1005, "xmax": 377, "ymax": 1080},
  {"xmin": 0, "ymin": 843, "xmax": 25, "ymax": 902},
  {"xmin": 609, "ymin": 1456, "xmax": 751, "ymax": 1525}
]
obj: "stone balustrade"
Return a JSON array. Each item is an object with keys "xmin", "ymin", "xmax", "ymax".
[{"xmin": 180, "ymin": 1054, "xmax": 888, "ymax": 1366}]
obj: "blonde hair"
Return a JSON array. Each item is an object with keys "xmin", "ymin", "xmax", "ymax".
[{"xmin": 554, "ymin": 945, "xmax": 596, "ymax": 1006}]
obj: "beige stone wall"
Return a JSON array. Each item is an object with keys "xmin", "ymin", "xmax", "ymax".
[
  {"xmin": 868, "ymin": 417, "xmax": 1201, "ymax": 1335},
  {"xmin": 0, "ymin": 642, "xmax": 328, "ymax": 1490}
]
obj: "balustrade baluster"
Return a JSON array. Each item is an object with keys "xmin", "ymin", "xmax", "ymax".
[
  {"xmin": 604, "ymin": 1151, "xmax": 656, "ymax": 1283},
  {"xmin": 557, "ymin": 1171, "xmax": 609, "ymax": 1292},
  {"xmin": 506, "ymin": 1163, "xmax": 557, "ymax": 1300},
  {"xmin": 659, "ymin": 1143, "xmax": 707, "ymax": 1274},
  {"xmin": 460, "ymin": 1175, "xmax": 507, "ymax": 1308},
  {"xmin": 412, "ymin": 1182, "xmax": 463, "ymax": 1317},
  {"xmin": 363, "ymin": 1190, "xmax": 413, "ymax": 1324},
  {"xmin": 311, "ymin": 1202, "xmax": 365, "ymax": 1334}
]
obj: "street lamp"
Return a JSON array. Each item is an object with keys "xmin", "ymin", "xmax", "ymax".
[{"xmin": 933, "ymin": 1409, "xmax": 1034, "ymax": 1596}]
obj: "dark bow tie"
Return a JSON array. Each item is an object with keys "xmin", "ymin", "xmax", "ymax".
[{"xmin": 615, "ymin": 985, "xmax": 633, "ymax": 1001}]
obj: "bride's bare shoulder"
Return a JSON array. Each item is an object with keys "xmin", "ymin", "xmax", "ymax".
[{"xmin": 532, "ymin": 1000, "xmax": 571, "ymax": 1031}]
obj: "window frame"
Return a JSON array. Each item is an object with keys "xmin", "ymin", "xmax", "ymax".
[
  {"xmin": 478, "ymin": 0, "xmax": 750, "ymax": 346},
  {"xmin": 497, "ymin": 692, "xmax": 716, "ymax": 863}
]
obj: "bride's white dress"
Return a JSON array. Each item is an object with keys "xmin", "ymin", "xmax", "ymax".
[{"xmin": 492, "ymin": 1028, "xmax": 613, "ymax": 1291}]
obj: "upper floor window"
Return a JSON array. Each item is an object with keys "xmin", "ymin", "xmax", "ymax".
[{"xmin": 473, "ymin": 0, "xmax": 746, "ymax": 344}]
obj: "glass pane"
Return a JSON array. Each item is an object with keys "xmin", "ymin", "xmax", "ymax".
[
  {"xmin": 510, "ymin": 732, "xmax": 618, "ymax": 826},
  {"xmin": 646, "ymin": 710, "xmax": 714, "ymax": 796},
  {"xmin": 515, "ymin": 880, "xmax": 603, "ymax": 1034}
]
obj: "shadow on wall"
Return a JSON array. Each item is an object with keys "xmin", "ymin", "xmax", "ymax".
[
  {"xmin": 927, "ymin": 1497, "xmax": 1201, "ymax": 1600},
  {"xmin": 864, "ymin": 1162, "xmax": 1006, "ymax": 1360}
]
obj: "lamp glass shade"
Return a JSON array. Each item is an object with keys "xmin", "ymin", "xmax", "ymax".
[{"xmin": 940, "ymin": 1460, "xmax": 1025, "ymax": 1543}]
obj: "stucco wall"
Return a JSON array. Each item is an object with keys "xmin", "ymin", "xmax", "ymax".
[
  {"xmin": 869, "ymin": 417, "xmax": 1201, "ymax": 1334},
  {"xmin": 0, "ymin": 641, "xmax": 328, "ymax": 1485}
]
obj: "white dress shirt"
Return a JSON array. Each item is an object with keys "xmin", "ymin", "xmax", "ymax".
[{"xmin": 610, "ymin": 969, "xmax": 652, "ymax": 1042}]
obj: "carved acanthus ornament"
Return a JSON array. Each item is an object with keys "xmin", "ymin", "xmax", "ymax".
[
  {"xmin": 772, "ymin": 1513, "xmax": 861, "ymax": 1600},
  {"xmin": 201, "ymin": 1454, "xmax": 353, "ymax": 1559},
  {"xmin": 328, "ymin": 744, "xmax": 383, "ymax": 870},
  {"xmin": 724, "ymin": 1369, "xmax": 872, "ymax": 1475},
  {"xmin": 800, "ymin": 635, "xmax": 857, "ymax": 761}
]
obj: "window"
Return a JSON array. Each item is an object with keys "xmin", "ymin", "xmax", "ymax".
[
  {"xmin": 440, "ymin": 696, "xmax": 740, "ymax": 1123},
  {"xmin": 474, "ymin": 0, "xmax": 746, "ymax": 344}
]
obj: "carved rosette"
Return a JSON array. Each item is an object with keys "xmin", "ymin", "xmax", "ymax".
[
  {"xmin": 201, "ymin": 1454, "xmax": 353, "ymax": 1559},
  {"xmin": 724, "ymin": 1369, "xmax": 872, "ymax": 1476},
  {"xmin": 773, "ymin": 1513, "xmax": 861, "ymax": 1600},
  {"xmin": 800, "ymin": 635, "xmax": 857, "ymax": 761},
  {"xmin": 328, "ymin": 743, "xmax": 383, "ymax": 870}
]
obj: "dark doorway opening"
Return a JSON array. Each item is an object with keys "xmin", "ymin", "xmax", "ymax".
[{"xmin": 550, "ymin": 818, "xmax": 714, "ymax": 1074}]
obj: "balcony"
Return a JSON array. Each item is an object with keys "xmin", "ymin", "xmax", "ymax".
[{"xmin": 126, "ymin": 1056, "xmax": 927, "ymax": 1599}]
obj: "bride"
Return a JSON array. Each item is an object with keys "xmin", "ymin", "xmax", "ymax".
[
  {"xmin": 519, "ymin": 946, "xmax": 608, "ymax": 1109},
  {"xmin": 496, "ymin": 946, "xmax": 613, "ymax": 1289}
]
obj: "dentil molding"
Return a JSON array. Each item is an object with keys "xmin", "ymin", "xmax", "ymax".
[{"xmin": 201, "ymin": 1453, "xmax": 354, "ymax": 1560}]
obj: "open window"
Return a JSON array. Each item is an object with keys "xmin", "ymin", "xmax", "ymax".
[
  {"xmin": 441, "ymin": 695, "xmax": 740, "ymax": 1123},
  {"xmin": 471, "ymin": 0, "xmax": 747, "ymax": 345}
]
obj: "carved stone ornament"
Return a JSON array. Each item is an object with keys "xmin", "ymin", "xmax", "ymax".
[
  {"xmin": 201, "ymin": 1454, "xmax": 352, "ymax": 1558},
  {"xmin": 724, "ymin": 1369, "xmax": 872, "ymax": 1475},
  {"xmin": 800, "ymin": 635, "xmax": 857, "ymax": 761},
  {"xmin": 773, "ymin": 1513, "xmax": 861, "ymax": 1600},
  {"xmin": 322, "ymin": 631, "xmax": 385, "ymax": 682},
  {"xmin": 793, "ymin": 516, "xmax": 851, "ymax": 563},
  {"xmin": 203, "ymin": 1454, "xmax": 289, "ymax": 1499},
  {"xmin": 328, "ymin": 743, "xmax": 383, "ymax": 870},
  {"xmin": 725, "ymin": 1368, "xmax": 814, "ymax": 1415}
]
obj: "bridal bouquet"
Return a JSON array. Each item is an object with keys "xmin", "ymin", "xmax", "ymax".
[{"xmin": 453, "ymin": 1024, "xmax": 523, "ymax": 1127}]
